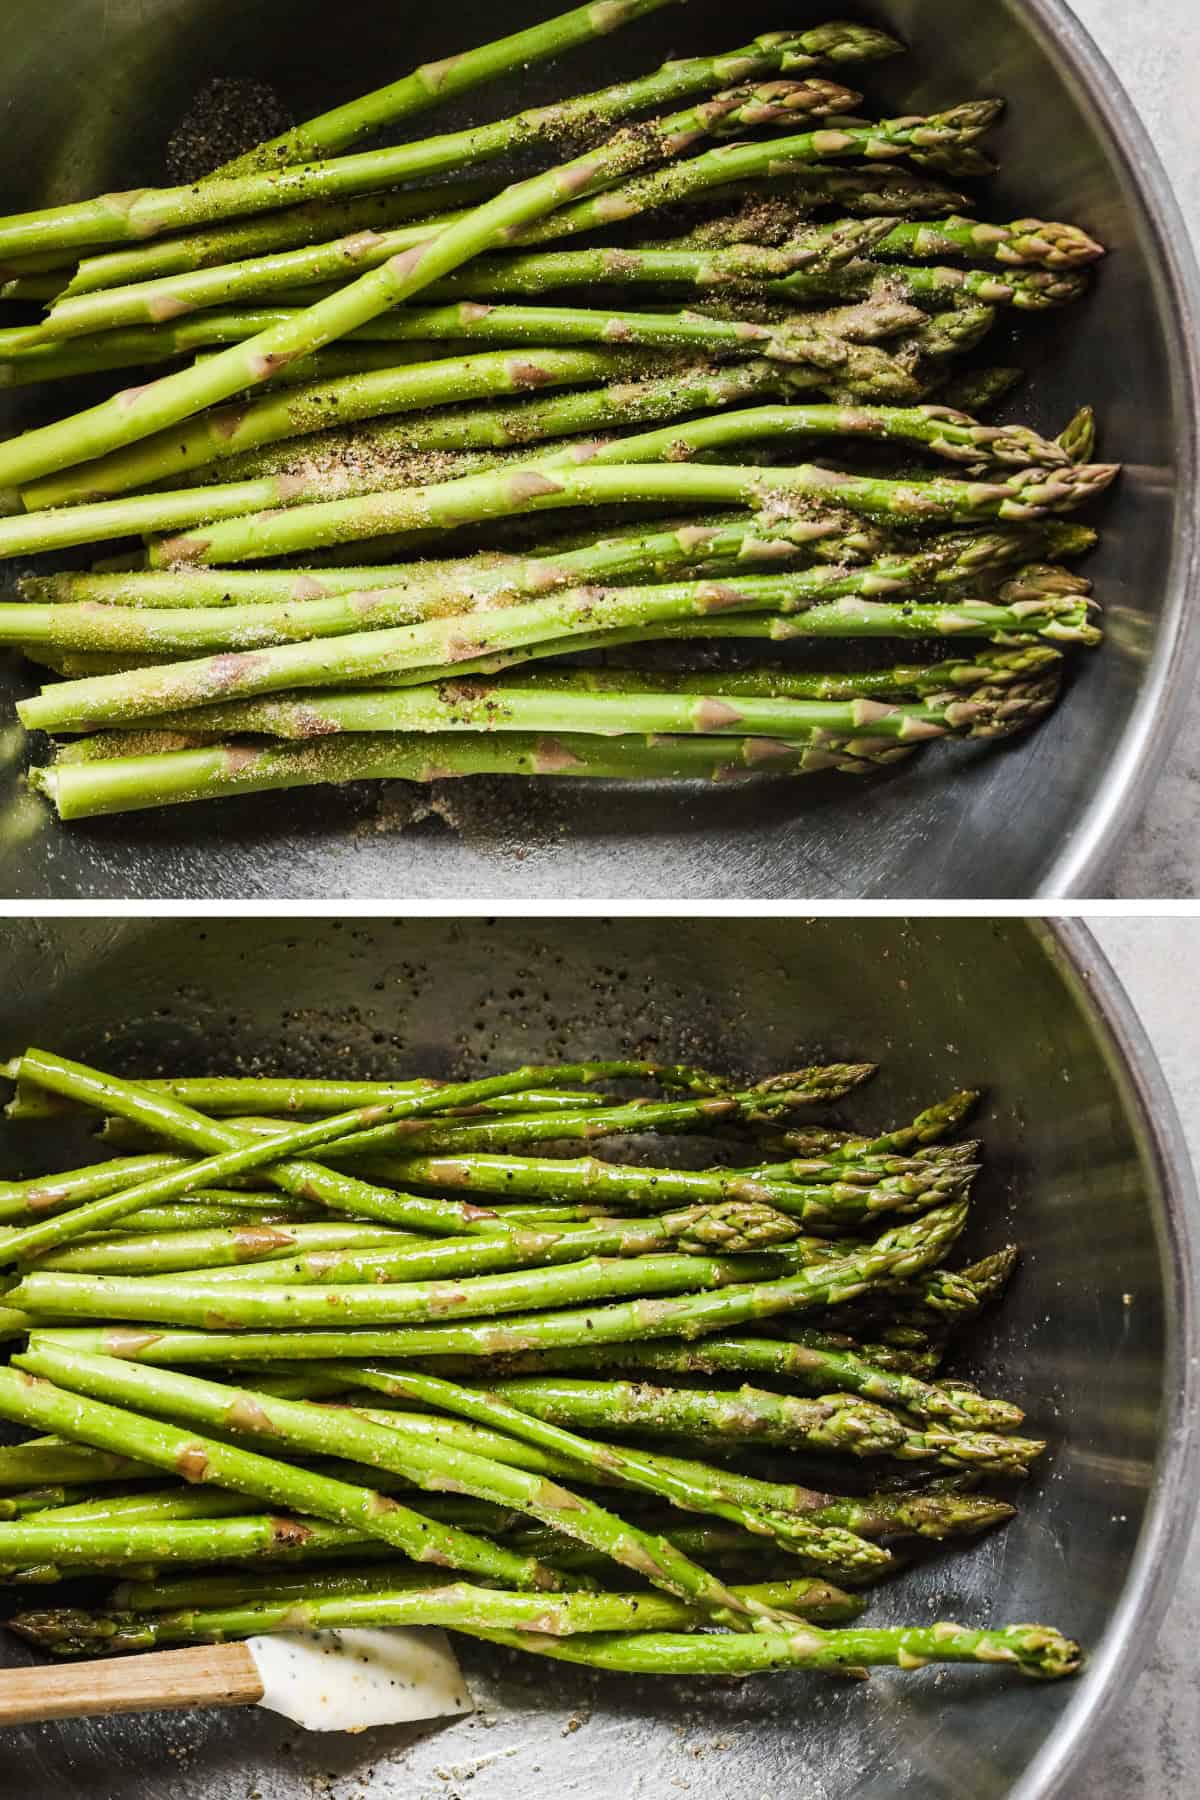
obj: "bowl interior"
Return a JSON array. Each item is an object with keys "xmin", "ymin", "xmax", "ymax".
[
  {"xmin": 0, "ymin": 0, "xmax": 1193, "ymax": 898},
  {"xmin": 0, "ymin": 915, "xmax": 1185, "ymax": 1799}
]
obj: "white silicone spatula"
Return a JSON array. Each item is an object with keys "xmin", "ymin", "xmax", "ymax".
[{"xmin": 0, "ymin": 1628, "xmax": 474, "ymax": 1730}]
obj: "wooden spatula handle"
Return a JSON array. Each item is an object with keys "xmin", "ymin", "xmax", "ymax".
[{"xmin": 0, "ymin": 1642, "xmax": 263, "ymax": 1724}]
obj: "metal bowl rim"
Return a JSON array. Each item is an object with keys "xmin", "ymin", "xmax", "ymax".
[
  {"xmin": 1011, "ymin": 919, "xmax": 1200, "ymax": 1798},
  {"xmin": 1018, "ymin": 0, "xmax": 1200, "ymax": 896}
]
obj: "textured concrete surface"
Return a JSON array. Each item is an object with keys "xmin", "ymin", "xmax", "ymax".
[
  {"xmin": 1075, "ymin": 921, "xmax": 1200, "ymax": 1796},
  {"xmin": 1069, "ymin": 0, "xmax": 1200, "ymax": 896}
]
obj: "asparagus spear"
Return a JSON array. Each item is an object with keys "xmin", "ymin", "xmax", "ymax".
[
  {"xmin": 0, "ymin": 1441, "xmax": 158, "ymax": 1488},
  {"xmin": 481, "ymin": 1376, "xmax": 1044, "ymax": 1472},
  {"xmin": 72, "ymin": 1205, "xmax": 824, "ymax": 1284},
  {"xmin": 0, "ymin": 85, "xmax": 791, "ymax": 489},
  {"xmin": 416, "ymin": 1333, "xmax": 1025, "ymax": 1431},
  {"xmin": 13, "ymin": 216, "xmax": 886, "ymax": 388},
  {"xmin": 235, "ymin": 1359, "xmax": 899, "ymax": 1572},
  {"xmin": 466, "ymin": 1620, "xmax": 1081, "ymax": 1678},
  {"xmin": 0, "ymin": 1078, "xmax": 551, "ymax": 1265},
  {"xmin": 8, "ymin": 1241, "xmax": 857, "ymax": 1329},
  {"xmin": 0, "ymin": 52, "xmax": 836, "ymax": 265},
  {"xmin": 214, "ymin": 239, "xmax": 1084, "ymax": 314},
  {"xmin": 9, "ymin": 1048, "xmax": 763, "ymax": 1242},
  {"xmin": 29, "ymin": 1221, "xmax": 431, "ymax": 1276},
  {"xmin": 875, "ymin": 215, "xmax": 1105, "ymax": 269},
  {"xmin": 27, "ymin": 1198, "xmax": 966, "ymax": 1362},
  {"xmin": 16, "ymin": 561, "xmax": 1102, "ymax": 743},
  {"xmin": 1, "ymin": 1068, "xmax": 609, "ymax": 1119},
  {"xmin": 218, "ymin": 1076, "xmax": 878, "ymax": 1165},
  {"xmin": 110, "ymin": 1553, "xmax": 856, "ymax": 1613},
  {"xmin": 15, "ymin": 1345, "xmax": 872, "ymax": 1619},
  {"xmin": 19, "ymin": 714, "xmax": 1032, "ymax": 816},
  {"xmin": 768, "ymin": 1091, "xmax": 981, "ymax": 1160},
  {"xmin": 37, "ymin": 175, "xmax": 869, "ymax": 340},
  {"xmin": 324, "ymin": 1141, "xmax": 976, "ymax": 1225},
  {"xmin": 212, "ymin": 0, "xmax": 698, "ymax": 173},
  {"xmin": 0, "ymin": 1514, "xmax": 423, "ymax": 1568},
  {"xmin": 508, "ymin": 103, "xmax": 1004, "ymax": 246},
  {"xmin": 144, "ymin": 453, "xmax": 1116, "ymax": 568},
  {"xmin": 1058, "ymin": 405, "xmax": 1097, "ymax": 463},
  {"xmin": 21, "ymin": 518, "xmax": 1095, "ymax": 610},
  {"xmin": 0, "ymin": 360, "xmax": 1040, "ymax": 562},
  {"xmin": 24, "ymin": 357, "xmax": 1047, "ymax": 514},
  {"xmin": 12, "ymin": 1573, "xmax": 867, "ymax": 1658},
  {"xmin": 0, "ymin": 1366, "xmax": 570, "ymax": 1589},
  {"xmin": 832, "ymin": 1245, "xmax": 1020, "ymax": 1331},
  {"xmin": 24, "ymin": 380, "xmax": 1070, "ymax": 514},
  {"xmin": 0, "ymin": 1155, "xmax": 190, "ymax": 1226},
  {"xmin": 59, "ymin": 184, "xmax": 500, "ymax": 294},
  {"xmin": 115, "ymin": 670, "xmax": 1059, "ymax": 744}
]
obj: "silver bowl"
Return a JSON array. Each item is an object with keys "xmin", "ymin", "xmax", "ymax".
[
  {"xmin": 0, "ymin": 915, "xmax": 1195, "ymax": 1798},
  {"xmin": 0, "ymin": 2, "xmax": 1197, "ymax": 901}
]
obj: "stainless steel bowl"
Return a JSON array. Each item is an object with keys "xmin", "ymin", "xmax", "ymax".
[
  {"xmin": 0, "ymin": 1, "xmax": 1197, "ymax": 899},
  {"xmin": 0, "ymin": 916, "xmax": 1194, "ymax": 1798}
]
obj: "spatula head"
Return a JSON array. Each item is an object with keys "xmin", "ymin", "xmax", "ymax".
[{"xmin": 248, "ymin": 1627, "xmax": 474, "ymax": 1731}]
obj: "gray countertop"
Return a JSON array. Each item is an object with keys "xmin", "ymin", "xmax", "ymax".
[
  {"xmin": 1067, "ymin": 0, "xmax": 1200, "ymax": 896},
  {"xmin": 1073, "ymin": 921, "xmax": 1200, "ymax": 1794}
]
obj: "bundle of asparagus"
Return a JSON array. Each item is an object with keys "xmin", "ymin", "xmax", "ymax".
[
  {"xmin": 0, "ymin": 1044, "xmax": 1080, "ymax": 1688},
  {"xmin": 0, "ymin": 3, "xmax": 1111, "ymax": 821}
]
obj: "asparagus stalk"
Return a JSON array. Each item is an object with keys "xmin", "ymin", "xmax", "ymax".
[
  {"xmin": 82, "ymin": 1204, "xmax": 316, "ymax": 1232},
  {"xmin": 0, "ymin": 50, "xmax": 834, "ymax": 265},
  {"xmin": 0, "ymin": 1514, "xmax": 417, "ymax": 1568},
  {"xmin": 1058, "ymin": 405, "xmax": 1097, "ymax": 463},
  {"xmin": 16, "ymin": 1345, "xmax": 864, "ymax": 1621},
  {"xmin": 508, "ymin": 103, "xmax": 1004, "ymax": 246},
  {"xmin": 25, "ymin": 358, "xmax": 1054, "ymax": 513},
  {"xmin": 322, "ymin": 1140, "xmax": 977, "ymax": 1224},
  {"xmin": 0, "ymin": 1155, "xmax": 190, "ymax": 1226},
  {"xmin": 0, "ymin": 1075, "xmax": 548, "ymax": 1265},
  {"xmin": 415, "ymin": 1332, "xmax": 1024, "ymax": 1430},
  {"xmin": 145, "ymin": 453, "xmax": 1116, "ymax": 568},
  {"xmin": 465, "ymin": 1620, "xmax": 1081, "ymax": 1678},
  {"xmin": 238, "ymin": 240, "xmax": 1087, "ymax": 313},
  {"xmin": 0, "ymin": 310, "xmax": 466, "ymax": 387},
  {"xmin": 0, "ymin": 1441, "xmax": 158, "ymax": 1487},
  {"xmin": 10, "ymin": 217, "xmax": 886, "ymax": 388},
  {"xmin": 59, "ymin": 184, "xmax": 500, "ymax": 294},
  {"xmin": 0, "ymin": 85, "xmax": 790, "ymax": 490},
  {"xmin": 834, "ymin": 1245, "xmax": 1020, "ymax": 1330},
  {"xmin": 481, "ymin": 1376, "xmax": 1044, "ymax": 1472},
  {"xmin": 29, "ymin": 1221, "xmax": 433, "ymax": 1276},
  {"xmin": 221, "ymin": 1076, "xmax": 879, "ymax": 1164},
  {"xmin": 771, "ymin": 1091, "xmax": 982, "ymax": 1160},
  {"xmin": 110, "ymin": 1554, "xmax": 856, "ymax": 1613},
  {"xmin": 21, "ymin": 518, "xmax": 1095, "ymax": 609},
  {"xmin": 12, "ymin": 1573, "xmax": 868, "ymax": 1658},
  {"xmin": 0, "ymin": 361, "xmax": 977, "ymax": 561},
  {"xmin": 875, "ymin": 215, "xmax": 1105, "ymax": 269},
  {"xmin": 252, "ymin": 1361, "xmax": 898, "ymax": 1573},
  {"xmin": 115, "ymin": 671, "xmax": 1058, "ymax": 744},
  {"xmin": 8, "ymin": 1048, "xmax": 754, "ymax": 1241},
  {"xmin": 0, "ymin": 1365, "xmax": 568, "ymax": 1588},
  {"xmin": 27, "ymin": 1198, "xmax": 966, "ymax": 1362},
  {"xmin": 16, "ymin": 714, "xmax": 1015, "ymax": 817},
  {"xmin": 211, "ymin": 0, "xmax": 698, "ymax": 173},
  {"xmin": 8, "ymin": 1241, "xmax": 852, "ymax": 1329},
  {"xmin": 1, "ymin": 1068, "xmax": 609, "ymax": 1119},
  {"xmin": 34, "ymin": 1204, "xmax": 812, "ymax": 1280},
  {"xmin": 36, "ymin": 174, "xmax": 869, "ymax": 340},
  {"xmin": 16, "ymin": 563, "xmax": 1101, "ymax": 744},
  {"xmin": 24, "ymin": 381, "xmax": 1070, "ymax": 514}
]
